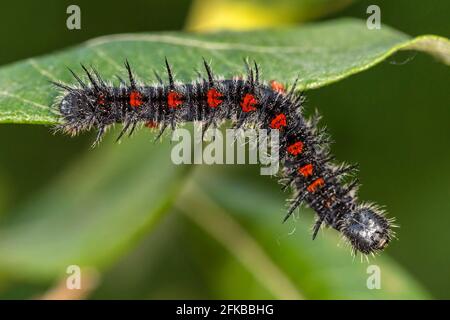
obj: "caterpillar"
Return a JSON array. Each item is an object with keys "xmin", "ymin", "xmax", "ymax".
[{"xmin": 53, "ymin": 58, "xmax": 394, "ymax": 255}]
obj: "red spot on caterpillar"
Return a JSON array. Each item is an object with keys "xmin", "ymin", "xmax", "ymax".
[
  {"xmin": 240, "ymin": 93, "xmax": 257, "ymax": 112},
  {"xmin": 207, "ymin": 88, "xmax": 223, "ymax": 108},
  {"xmin": 270, "ymin": 80, "xmax": 285, "ymax": 93},
  {"xmin": 270, "ymin": 113, "xmax": 287, "ymax": 129},
  {"xmin": 145, "ymin": 120, "xmax": 158, "ymax": 129},
  {"xmin": 129, "ymin": 91, "xmax": 143, "ymax": 107},
  {"xmin": 97, "ymin": 93, "xmax": 106, "ymax": 105},
  {"xmin": 299, "ymin": 164, "xmax": 314, "ymax": 177},
  {"xmin": 307, "ymin": 178, "xmax": 325, "ymax": 193},
  {"xmin": 167, "ymin": 91, "xmax": 183, "ymax": 108},
  {"xmin": 287, "ymin": 141, "xmax": 303, "ymax": 156}
]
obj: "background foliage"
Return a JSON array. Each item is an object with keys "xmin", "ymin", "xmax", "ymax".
[{"xmin": 0, "ymin": 0, "xmax": 448, "ymax": 299}]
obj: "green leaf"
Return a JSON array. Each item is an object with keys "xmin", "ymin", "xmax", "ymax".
[
  {"xmin": 186, "ymin": 0, "xmax": 356, "ymax": 30},
  {"xmin": 0, "ymin": 130, "xmax": 190, "ymax": 281},
  {"xmin": 0, "ymin": 18, "xmax": 448, "ymax": 125}
]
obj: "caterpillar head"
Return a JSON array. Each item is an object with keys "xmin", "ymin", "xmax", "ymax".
[
  {"xmin": 60, "ymin": 92, "xmax": 77, "ymax": 116},
  {"xmin": 57, "ymin": 92, "xmax": 93, "ymax": 134},
  {"xmin": 341, "ymin": 206, "xmax": 393, "ymax": 254}
]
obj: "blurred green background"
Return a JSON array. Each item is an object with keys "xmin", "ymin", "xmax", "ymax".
[{"xmin": 0, "ymin": 0, "xmax": 448, "ymax": 299}]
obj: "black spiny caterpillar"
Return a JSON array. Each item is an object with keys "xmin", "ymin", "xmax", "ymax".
[{"xmin": 53, "ymin": 59, "xmax": 395, "ymax": 255}]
